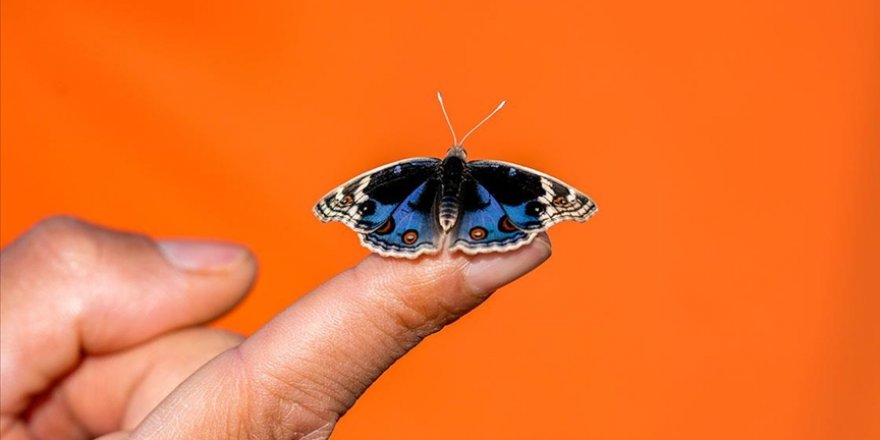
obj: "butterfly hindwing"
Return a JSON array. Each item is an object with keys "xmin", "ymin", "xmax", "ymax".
[
  {"xmin": 468, "ymin": 160, "xmax": 597, "ymax": 231},
  {"xmin": 314, "ymin": 158, "xmax": 441, "ymax": 233},
  {"xmin": 450, "ymin": 177, "xmax": 536, "ymax": 254},
  {"xmin": 360, "ymin": 178, "xmax": 443, "ymax": 258}
]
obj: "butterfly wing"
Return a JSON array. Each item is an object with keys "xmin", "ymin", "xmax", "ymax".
[
  {"xmin": 314, "ymin": 158, "xmax": 441, "ymax": 233},
  {"xmin": 467, "ymin": 160, "xmax": 597, "ymax": 231},
  {"xmin": 449, "ymin": 176, "xmax": 537, "ymax": 254},
  {"xmin": 359, "ymin": 178, "xmax": 443, "ymax": 258}
]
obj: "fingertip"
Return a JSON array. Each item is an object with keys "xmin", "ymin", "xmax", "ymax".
[
  {"xmin": 463, "ymin": 233, "xmax": 552, "ymax": 295},
  {"xmin": 153, "ymin": 240, "xmax": 258, "ymax": 326},
  {"xmin": 157, "ymin": 239, "xmax": 254, "ymax": 273},
  {"xmin": 346, "ymin": 234, "xmax": 551, "ymax": 331},
  {"xmin": 353, "ymin": 234, "xmax": 551, "ymax": 299}
]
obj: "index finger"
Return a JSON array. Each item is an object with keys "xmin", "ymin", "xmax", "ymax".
[{"xmin": 128, "ymin": 234, "xmax": 552, "ymax": 439}]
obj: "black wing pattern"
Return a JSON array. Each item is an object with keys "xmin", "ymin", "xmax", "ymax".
[
  {"xmin": 467, "ymin": 160, "xmax": 597, "ymax": 231},
  {"xmin": 314, "ymin": 158, "xmax": 441, "ymax": 233}
]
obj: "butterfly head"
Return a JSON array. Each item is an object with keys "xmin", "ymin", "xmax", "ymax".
[
  {"xmin": 445, "ymin": 145, "xmax": 467, "ymax": 160},
  {"xmin": 436, "ymin": 92, "xmax": 506, "ymax": 159}
]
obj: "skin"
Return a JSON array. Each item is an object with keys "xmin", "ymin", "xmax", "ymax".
[{"xmin": 0, "ymin": 216, "xmax": 550, "ymax": 439}]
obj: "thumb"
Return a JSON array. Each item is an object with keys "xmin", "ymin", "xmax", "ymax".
[
  {"xmin": 129, "ymin": 234, "xmax": 551, "ymax": 439},
  {"xmin": 0, "ymin": 216, "xmax": 257, "ymax": 428}
]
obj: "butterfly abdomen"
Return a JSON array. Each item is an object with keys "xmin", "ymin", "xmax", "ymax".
[
  {"xmin": 438, "ymin": 155, "xmax": 466, "ymax": 232},
  {"xmin": 438, "ymin": 196, "xmax": 459, "ymax": 232}
]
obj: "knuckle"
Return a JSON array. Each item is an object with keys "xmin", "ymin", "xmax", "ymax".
[
  {"xmin": 261, "ymin": 369, "xmax": 343, "ymax": 438},
  {"xmin": 13, "ymin": 216, "xmax": 161, "ymax": 281},
  {"xmin": 349, "ymin": 263, "xmax": 428, "ymax": 341},
  {"xmin": 29, "ymin": 215, "xmax": 94, "ymax": 244},
  {"xmin": 23, "ymin": 215, "xmax": 103, "ymax": 277},
  {"xmin": 225, "ymin": 347, "xmax": 341, "ymax": 439},
  {"xmin": 353, "ymin": 257, "xmax": 466, "ymax": 338}
]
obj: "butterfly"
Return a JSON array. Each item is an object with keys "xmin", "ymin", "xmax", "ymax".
[{"xmin": 314, "ymin": 93, "xmax": 598, "ymax": 258}]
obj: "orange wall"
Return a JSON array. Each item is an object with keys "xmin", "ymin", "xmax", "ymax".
[{"xmin": 2, "ymin": 1, "xmax": 878, "ymax": 439}]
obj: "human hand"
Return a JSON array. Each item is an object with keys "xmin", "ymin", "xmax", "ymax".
[{"xmin": 0, "ymin": 217, "xmax": 550, "ymax": 439}]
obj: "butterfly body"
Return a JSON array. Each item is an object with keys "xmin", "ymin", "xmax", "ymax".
[{"xmin": 314, "ymin": 145, "xmax": 597, "ymax": 258}]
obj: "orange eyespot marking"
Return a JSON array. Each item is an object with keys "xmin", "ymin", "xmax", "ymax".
[
  {"xmin": 552, "ymin": 195, "xmax": 571, "ymax": 208},
  {"xmin": 375, "ymin": 218, "xmax": 394, "ymax": 235},
  {"xmin": 339, "ymin": 194, "xmax": 354, "ymax": 207},
  {"xmin": 402, "ymin": 230, "xmax": 419, "ymax": 244},
  {"xmin": 498, "ymin": 216, "xmax": 518, "ymax": 232},
  {"xmin": 469, "ymin": 227, "xmax": 488, "ymax": 240}
]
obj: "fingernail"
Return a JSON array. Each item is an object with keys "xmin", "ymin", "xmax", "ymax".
[
  {"xmin": 464, "ymin": 235, "xmax": 552, "ymax": 295},
  {"xmin": 158, "ymin": 240, "xmax": 249, "ymax": 272}
]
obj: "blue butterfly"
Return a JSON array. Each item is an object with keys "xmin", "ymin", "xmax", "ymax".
[{"xmin": 314, "ymin": 93, "xmax": 598, "ymax": 258}]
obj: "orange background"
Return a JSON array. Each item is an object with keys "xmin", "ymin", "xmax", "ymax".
[{"xmin": 2, "ymin": 1, "xmax": 878, "ymax": 438}]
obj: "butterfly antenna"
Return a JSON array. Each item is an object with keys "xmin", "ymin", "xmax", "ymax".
[
  {"xmin": 436, "ymin": 92, "xmax": 459, "ymax": 146},
  {"xmin": 458, "ymin": 99, "xmax": 507, "ymax": 146}
]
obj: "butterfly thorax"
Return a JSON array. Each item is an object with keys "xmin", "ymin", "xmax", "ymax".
[{"xmin": 437, "ymin": 149, "xmax": 467, "ymax": 232}]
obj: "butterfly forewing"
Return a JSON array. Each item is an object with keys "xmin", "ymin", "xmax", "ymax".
[
  {"xmin": 313, "ymin": 158, "xmax": 441, "ymax": 233},
  {"xmin": 468, "ymin": 160, "xmax": 597, "ymax": 231}
]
